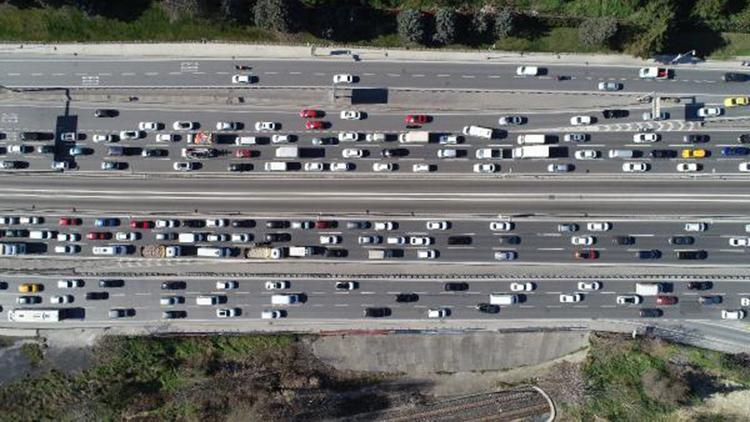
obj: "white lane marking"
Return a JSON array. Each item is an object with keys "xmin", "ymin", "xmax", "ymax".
[
  {"xmin": 288, "ymin": 71, "xmax": 301, "ymax": 75},
  {"xmin": 144, "ymin": 72, "xmax": 159, "ymax": 76},
  {"xmin": 412, "ymin": 74, "xmax": 425, "ymax": 77},
  {"xmin": 387, "ymin": 73, "xmax": 400, "ymax": 77},
  {"xmin": 264, "ymin": 71, "xmax": 278, "ymax": 75},
  {"xmin": 121, "ymin": 72, "xmax": 135, "ymax": 76},
  {"xmin": 436, "ymin": 74, "xmax": 450, "ymax": 77},
  {"xmin": 461, "ymin": 75, "xmax": 476, "ymax": 79},
  {"xmin": 7, "ymin": 73, "xmax": 20, "ymax": 76}
]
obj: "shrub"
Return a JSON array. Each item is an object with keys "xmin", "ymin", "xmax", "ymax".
[
  {"xmin": 397, "ymin": 9, "xmax": 426, "ymax": 44},
  {"xmin": 578, "ymin": 17, "xmax": 618, "ymax": 47},
  {"xmin": 433, "ymin": 8, "xmax": 457, "ymax": 45}
]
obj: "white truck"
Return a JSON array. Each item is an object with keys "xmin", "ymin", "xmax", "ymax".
[
  {"xmin": 398, "ymin": 131, "xmax": 430, "ymax": 143},
  {"xmin": 638, "ymin": 67, "xmax": 670, "ymax": 79},
  {"xmin": 8, "ymin": 309, "xmax": 62, "ymax": 322},
  {"xmin": 635, "ymin": 282, "xmax": 662, "ymax": 296},
  {"xmin": 288, "ymin": 246, "xmax": 314, "ymax": 257},
  {"xmin": 275, "ymin": 146, "xmax": 299, "ymax": 158},
  {"xmin": 512, "ymin": 145, "xmax": 551, "ymax": 159}
]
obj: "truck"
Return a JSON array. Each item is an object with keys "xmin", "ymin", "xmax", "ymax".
[
  {"xmin": 288, "ymin": 246, "xmax": 314, "ymax": 257},
  {"xmin": 245, "ymin": 245, "xmax": 286, "ymax": 260},
  {"xmin": 178, "ymin": 233, "xmax": 205, "ymax": 243},
  {"xmin": 8, "ymin": 309, "xmax": 62, "ymax": 322},
  {"xmin": 181, "ymin": 148, "xmax": 218, "ymax": 159},
  {"xmin": 275, "ymin": 146, "xmax": 299, "ymax": 158},
  {"xmin": 368, "ymin": 249, "xmax": 387, "ymax": 260},
  {"xmin": 141, "ymin": 245, "xmax": 182, "ymax": 258},
  {"xmin": 635, "ymin": 282, "xmax": 662, "ymax": 296},
  {"xmin": 398, "ymin": 131, "xmax": 430, "ymax": 143},
  {"xmin": 638, "ymin": 67, "xmax": 670, "ymax": 79},
  {"xmin": 187, "ymin": 131, "xmax": 215, "ymax": 145},
  {"xmin": 512, "ymin": 145, "xmax": 551, "ymax": 159}
]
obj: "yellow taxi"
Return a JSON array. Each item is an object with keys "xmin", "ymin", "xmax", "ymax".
[
  {"xmin": 724, "ymin": 96, "xmax": 750, "ymax": 107},
  {"xmin": 18, "ymin": 283, "xmax": 43, "ymax": 293},
  {"xmin": 682, "ymin": 148, "xmax": 707, "ymax": 159}
]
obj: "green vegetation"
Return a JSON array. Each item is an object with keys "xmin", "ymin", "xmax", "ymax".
[{"xmin": 20, "ymin": 342, "xmax": 44, "ymax": 366}]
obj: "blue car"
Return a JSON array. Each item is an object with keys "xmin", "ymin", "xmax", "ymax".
[
  {"xmin": 721, "ymin": 147, "xmax": 750, "ymax": 156},
  {"xmin": 94, "ymin": 218, "xmax": 120, "ymax": 227}
]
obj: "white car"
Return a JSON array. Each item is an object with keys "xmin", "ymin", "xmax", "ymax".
[
  {"xmin": 231, "ymin": 74, "xmax": 251, "ymax": 84},
  {"xmin": 437, "ymin": 149, "xmax": 457, "ymax": 159},
  {"xmin": 320, "ymin": 235, "xmax": 341, "ymax": 244},
  {"xmin": 119, "ymin": 130, "xmax": 143, "ymax": 140},
  {"xmin": 56, "ymin": 233, "xmax": 80, "ymax": 242},
  {"xmin": 563, "ymin": 133, "xmax": 588, "ymax": 143},
  {"xmin": 729, "ymin": 237, "xmax": 750, "ymax": 247},
  {"xmin": 570, "ymin": 116, "xmax": 593, "ymax": 126},
  {"xmin": 438, "ymin": 135, "xmax": 461, "ymax": 144},
  {"xmin": 92, "ymin": 134, "xmax": 114, "ymax": 143},
  {"xmin": 374, "ymin": 222, "xmax": 396, "ymax": 231},
  {"xmin": 490, "ymin": 221, "xmax": 514, "ymax": 231},
  {"xmin": 358, "ymin": 235, "xmax": 382, "ymax": 244},
  {"xmin": 498, "ymin": 115, "xmax": 524, "ymax": 125},
  {"xmin": 216, "ymin": 280, "xmax": 238, "ymax": 290},
  {"xmin": 265, "ymin": 281, "xmax": 290, "ymax": 290},
  {"xmin": 413, "ymin": 164, "xmax": 432, "ymax": 173},
  {"xmin": 330, "ymin": 162, "xmax": 351, "ymax": 172},
  {"xmin": 740, "ymin": 162, "xmax": 750, "ymax": 172},
  {"xmin": 722, "ymin": 309, "xmax": 746, "ymax": 320},
  {"xmin": 642, "ymin": 111, "xmax": 668, "ymax": 121},
  {"xmin": 172, "ymin": 121, "xmax": 195, "ymax": 130},
  {"xmin": 427, "ymin": 308, "xmax": 450, "ymax": 318},
  {"xmin": 417, "ymin": 249, "xmax": 437, "ymax": 260},
  {"xmin": 373, "ymin": 163, "xmax": 394, "ymax": 172},
  {"xmin": 427, "ymin": 221, "xmax": 449, "ymax": 230},
  {"xmin": 342, "ymin": 148, "xmax": 364, "ymax": 158},
  {"xmin": 685, "ymin": 223, "xmax": 707, "ymax": 232},
  {"xmin": 255, "ymin": 121, "xmax": 278, "ymax": 131},
  {"xmin": 206, "ymin": 219, "xmax": 228, "ymax": 227},
  {"xmin": 340, "ymin": 110, "xmax": 362, "ymax": 120},
  {"xmin": 333, "ymin": 74, "xmax": 354, "ymax": 84},
  {"xmin": 173, "ymin": 161, "xmax": 198, "ymax": 172},
  {"xmin": 215, "ymin": 121, "xmax": 237, "ymax": 131},
  {"xmin": 409, "ymin": 236, "xmax": 433, "ymax": 246},
  {"xmin": 261, "ymin": 310, "xmax": 284, "ymax": 319},
  {"xmin": 616, "ymin": 295, "xmax": 642, "ymax": 305},
  {"xmin": 571, "ymin": 236, "xmax": 594, "ymax": 246},
  {"xmin": 577, "ymin": 281, "xmax": 601, "ymax": 291},
  {"xmin": 58, "ymin": 279, "xmax": 83, "ymax": 288},
  {"xmin": 473, "ymin": 163, "xmax": 497, "ymax": 173},
  {"xmin": 216, "ymin": 308, "xmax": 239, "ymax": 318},
  {"xmin": 574, "ymin": 149, "xmax": 599, "ymax": 160},
  {"xmin": 516, "ymin": 66, "xmax": 539, "ymax": 76},
  {"xmin": 387, "ymin": 236, "xmax": 406, "ymax": 245},
  {"xmin": 677, "ymin": 162, "xmax": 700, "ymax": 172},
  {"xmin": 365, "ymin": 133, "xmax": 386, "ymax": 142},
  {"xmin": 548, "ymin": 163, "xmax": 573, "ymax": 173},
  {"xmin": 304, "ymin": 162, "xmax": 324, "ymax": 172},
  {"xmin": 598, "ymin": 81, "xmax": 622, "ymax": 91},
  {"xmin": 622, "ymin": 162, "xmax": 648, "ymax": 173},
  {"xmin": 587, "ymin": 222, "xmax": 612, "ymax": 231},
  {"xmin": 54, "ymin": 245, "xmax": 80, "ymax": 254},
  {"xmin": 7, "ymin": 145, "xmax": 30, "ymax": 154},
  {"xmin": 138, "ymin": 121, "xmax": 160, "ymax": 131},
  {"xmin": 560, "ymin": 293, "xmax": 583, "ymax": 303},
  {"xmin": 231, "ymin": 233, "xmax": 251, "ymax": 243},
  {"xmin": 338, "ymin": 132, "xmax": 360, "ymax": 142},
  {"xmin": 698, "ymin": 107, "xmax": 723, "ymax": 117},
  {"xmin": 510, "ymin": 282, "xmax": 534, "ymax": 292},
  {"xmin": 494, "ymin": 250, "xmax": 517, "ymax": 261},
  {"xmin": 156, "ymin": 133, "xmax": 176, "ymax": 142},
  {"xmin": 271, "ymin": 134, "xmax": 293, "ymax": 143},
  {"xmin": 633, "ymin": 133, "xmax": 660, "ymax": 143},
  {"xmin": 50, "ymin": 295, "xmax": 73, "ymax": 304},
  {"xmin": 155, "ymin": 219, "xmax": 179, "ymax": 229},
  {"xmin": 207, "ymin": 234, "xmax": 229, "ymax": 242},
  {"xmin": 115, "ymin": 232, "xmax": 140, "ymax": 241}
]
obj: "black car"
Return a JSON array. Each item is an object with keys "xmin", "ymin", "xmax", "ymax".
[
  {"xmin": 636, "ymin": 249, "xmax": 662, "ymax": 259},
  {"xmin": 324, "ymin": 248, "xmax": 347, "ymax": 258},
  {"xmin": 612, "ymin": 236, "xmax": 635, "ymax": 246},
  {"xmin": 738, "ymin": 134, "xmax": 750, "ymax": 144},
  {"xmin": 161, "ymin": 281, "xmax": 187, "ymax": 290},
  {"xmin": 94, "ymin": 109, "xmax": 119, "ymax": 117},
  {"xmin": 475, "ymin": 303, "xmax": 500, "ymax": 314},
  {"xmin": 649, "ymin": 149, "xmax": 677, "ymax": 159},
  {"xmin": 37, "ymin": 145, "xmax": 56, "ymax": 154},
  {"xmin": 698, "ymin": 295, "xmax": 722, "ymax": 304},
  {"xmin": 183, "ymin": 219, "xmax": 206, "ymax": 228},
  {"xmin": 669, "ymin": 235, "xmax": 694, "ymax": 245},
  {"xmin": 676, "ymin": 250, "xmax": 708, "ymax": 260},
  {"xmin": 108, "ymin": 308, "xmax": 135, "ymax": 318},
  {"xmin": 231, "ymin": 219, "xmax": 254, "ymax": 228},
  {"xmin": 363, "ymin": 307, "xmax": 391, "ymax": 318},
  {"xmin": 602, "ymin": 109, "xmax": 628, "ymax": 119},
  {"xmin": 265, "ymin": 233, "xmax": 291, "ymax": 242},
  {"xmin": 0, "ymin": 281, "xmax": 7, "ymax": 290},
  {"xmin": 3, "ymin": 229, "xmax": 28, "ymax": 238},
  {"xmin": 395, "ymin": 293, "xmax": 419, "ymax": 303},
  {"xmin": 381, "ymin": 148, "xmax": 408, "ymax": 158},
  {"xmin": 142, "ymin": 148, "xmax": 168, "ymax": 158},
  {"xmin": 688, "ymin": 281, "xmax": 713, "ymax": 290},
  {"xmin": 683, "ymin": 134, "xmax": 710, "ymax": 143},
  {"xmin": 20, "ymin": 131, "xmax": 52, "ymax": 141},
  {"xmin": 99, "ymin": 279, "xmax": 124, "ymax": 288},
  {"xmin": 447, "ymin": 236, "xmax": 472, "ymax": 245},
  {"xmin": 497, "ymin": 235, "xmax": 521, "ymax": 245},
  {"xmin": 86, "ymin": 291, "xmax": 109, "ymax": 300},
  {"xmin": 444, "ymin": 282, "xmax": 469, "ymax": 291},
  {"xmin": 723, "ymin": 72, "xmax": 749, "ymax": 82},
  {"xmin": 228, "ymin": 163, "xmax": 252, "ymax": 172},
  {"xmin": 162, "ymin": 310, "xmax": 187, "ymax": 319},
  {"xmin": 266, "ymin": 220, "xmax": 290, "ymax": 229},
  {"xmin": 346, "ymin": 221, "xmax": 371, "ymax": 229},
  {"xmin": 639, "ymin": 308, "xmax": 663, "ymax": 318}
]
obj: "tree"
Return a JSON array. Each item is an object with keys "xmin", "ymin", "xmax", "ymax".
[
  {"xmin": 471, "ymin": 10, "xmax": 495, "ymax": 44},
  {"xmin": 219, "ymin": 0, "xmax": 249, "ymax": 23},
  {"xmin": 254, "ymin": 0, "xmax": 297, "ymax": 33},
  {"xmin": 161, "ymin": 0, "xmax": 205, "ymax": 22},
  {"xmin": 433, "ymin": 8, "xmax": 458, "ymax": 45},
  {"xmin": 626, "ymin": 0, "xmax": 675, "ymax": 58},
  {"xmin": 494, "ymin": 8, "xmax": 514, "ymax": 39},
  {"xmin": 397, "ymin": 9, "xmax": 427, "ymax": 44},
  {"xmin": 578, "ymin": 17, "xmax": 618, "ymax": 47}
]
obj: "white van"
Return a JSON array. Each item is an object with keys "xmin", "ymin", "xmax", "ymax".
[
  {"xmin": 489, "ymin": 294, "xmax": 518, "ymax": 305},
  {"xmin": 608, "ymin": 149, "xmax": 635, "ymax": 159},
  {"xmin": 178, "ymin": 233, "xmax": 205, "ymax": 243},
  {"xmin": 29, "ymin": 230, "xmax": 55, "ymax": 240},
  {"xmin": 516, "ymin": 134, "xmax": 549, "ymax": 145},
  {"xmin": 635, "ymin": 283, "xmax": 661, "ymax": 296},
  {"xmin": 196, "ymin": 295, "xmax": 220, "ymax": 305},
  {"xmin": 235, "ymin": 136, "xmax": 257, "ymax": 145},
  {"xmin": 196, "ymin": 247, "xmax": 229, "ymax": 258},
  {"xmin": 462, "ymin": 125, "xmax": 493, "ymax": 139},
  {"xmin": 271, "ymin": 294, "xmax": 299, "ymax": 305},
  {"xmin": 264, "ymin": 162, "xmax": 288, "ymax": 172}
]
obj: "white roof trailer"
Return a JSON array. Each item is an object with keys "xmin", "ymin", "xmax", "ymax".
[{"xmin": 8, "ymin": 309, "xmax": 62, "ymax": 322}]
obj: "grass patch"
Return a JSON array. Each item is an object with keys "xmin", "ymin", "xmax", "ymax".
[
  {"xmin": 708, "ymin": 32, "xmax": 750, "ymax": 58},
  {"xmin": 496, "ymin": 27, "xmax": 615, "ymax": 53},
  {"xmin": 20, "ymin": 342, "xmax": 44, "ymax": 366}
]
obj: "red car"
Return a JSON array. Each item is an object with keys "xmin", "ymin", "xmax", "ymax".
[
  {"xmin": 58, "ymin": 217, "xmax": 82, "ymax": 226},
  {"xmin": 305, "ymin": 120, "xmax": 325, "ymax": 130},
  {"xmin": 235, "ymin": 149, "xmax": 252, "ymax": 158},
  {"xmin": 130, "ymin": 220, "xmax": 154, "ymax": 229},
  {"xmin": 87, "ymin": 231, "xmax": 111, "ymax": 240},
  {"xmin": 656, "ymin": 295, "xmax": 678, "ymax": 305},
  {"xmin": 405, "ymin": 114, "xmax": 429, "ymax": 125},
  {"xmin": 314, "ymin": 220, "xmax": 336, "ymax": 229},
  {"xmin": 574, "ymin": 250, "xmax": 599, "ymax": 260},
  {"xmin": 299, "ymin": 109, "xmax": 321, "ymax": 118}
]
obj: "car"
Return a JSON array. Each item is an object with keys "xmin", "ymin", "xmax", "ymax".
[
  {"xmin": 205, "ymin": 218, "xmax": 229, "ymax": 228},
  {"xmin": 639, "ymin": 309, "xmax": 663, "ymax": 318},
  {"xmin": 86, "ymin": 231, "xmax": 111, "ymax": 240},
  {"xmin": 740, "ymin": 162, "xmax": 750, "ymax": 172},
  {"xmin": 374, "ymin": 222, "xmax": 395, "ymax": 231},
  {"xmin": 475, "ymin": 303, "xmax": 501, "ymax": 313},
  {"xmin": 649, "ymin": 149, "xmax": 677, "ymax": 159},
  {"xmin": 255, "ymin": 121, "xmax": 278, "ymax": 131},
  {"xmin": 264, "ymin": 280, "xmax": 290, "ymax": 291},
  {"xmin": 94, "ymin": 218, "xmax": 119, "ymax": 227},
  {"xmin": 0, "ymin": 160, "xmax": 20, "ymax": 170},
  {"xmin": 639, "ymin": 67, "xmax": 670, "ymax": 79},
  {"xmin": 656, "ymin": 295, "xmax": 678, "ymax": 305},
  {"xmin": 230, "ymin": 233, "xmax": 251, "ymax": 243},
  {"xmin": 386, "ymin": 236, "xmax": 406, "ymax": 245},
  {"xmin": 156, "ymin": 232, "xmax": 177, "ymax": 241},
  {"xmin": 683, "ymin": 134, "xmax": 710, "ymax": 143},
  {"xmin": 721, "ymin": 309, "xmax": 746, "ymax": 320},
  {"xmin": 682, "ymin": 148, "xmax": 707, "ymax": 159},
  {"xmin": 156, "ymin": 133, "xmax": 176, "ymax": 143},
  {"xmin": 305, "ymin": 120, "xmax": 325, "ymax": 130},
  {"xmin": 299, "ymin": 109, "xmax": 321, "ymax": 118},
  {"xmin": 587, "ymin": 222, "xmax": 611, "ymax": 231},
  {"xmin": 231, "ymin": 74, "xmax": 252, "ymax": 84},
  {"xmin": 108, "ymin": 308, "xmax": 135, "ymax": 319},
  {"xmin": 333, "ymin": 74, "xmax": 354, "ymax": 84},
  {"xmin": 490, "ymin": 221, "xmax": 514, "ymax": 231},
  {"xmin": 215, "ymin": 121, "xmax": 237, "ymax": 131},
  {"xmin": 644, "ymin": 111, "xmax": 670, "ymax": 122},
  {"xmin": 395, "ymin": 293, "xmax": 419, "ymax": 303},
  {"xmin": 18, "ymin": 283, "xmax": 43, "ymax": 293},
  {"xmin": 130, "ymin": 220, "xmax": 153, "ymax": 229},
  {"xmin": 357, "ymin": 235, "xmax": 382, "ymax": 245},
  {"xmin": 577, "ymin": 281, "xmax": 601, "ymax": 291},
  {"xmin": 92, "ymin": 134, "xmax": 114, "ymax": 143},
  {"xmin": 216, "ymin": 280, "xmax": 238, "ymax": 290},
  {"xmin": 739, "ymin": 134, "xmax": 750, "ymax": 144},
  {"xmin": 427, "ymin": 308, "xmax": 450, "ymax": 318},
  {"xmin": 688, "ymin": 281, "xmax": 713, "ymax": 290},
  {"xmin": 319, "ymin": 235, "xmax": 341, "ymax": 245},
  {"xmin": 172, "ymin": 121, "xmax": 195, "ymax": 130},
  {"xmin": 473, "ymin": 163, "xmax": 497, "ymax": 173},
  {"xmin": 155, "ymin": 219, "xmax": 179, "ymax": 229},
  {"xmin": 574, "ymin": 250, "xmax": 599, "ymax": 260},
  {"xmin": 162, "ymin": 310, "xmax": 187, "ymax": 319},
  {"xmin": 547, "ymin": 163, "xmax": 574, "ymax": 173},
  {"xmin": 575, "ymin": 149, "xmax": 599, "ymax": 160},
  {"xmin": 50, "ymin": 294, "xmax": 73, "ymax": 304},
  {"xmin": 438, "ymin": 135, "xmax": 462, "ymax": 144},
  {"xmin": 303, "ymin": 162, "xmax": 324, "ymax": 172},
  {"xmin": 7, "ymin": 145, "xmax": 31, "ymax": 154},
  {"xmin": 94, "ymin": 109, "xmax": 118, "ymax": 117},
  {"xmin": 340, "ymin": 110, "xmax": 362, "ymax": 120},
  {"xmin": 119, "ymin": 130, "xmax": 143, "ymax": 140},
  {"xmin": 363, "ymin": 307, "xmax": 391, "ymax": 318},
  {"xmin": 159, "ymin": 281, "xmax": 186, "ymax": 290},
  {"xmin": 602, "ymin": 109, "xmax": 628, "ymax": 119},
  {"xmin": 616, "ymin": 295, "xmax": 642, "ymax": 305},
  {"xmin": 412, "ymin": 164, "xmax": 432, "ymax": 173},
  {"xmin": 216, "ymin": 308, "xmax": 239, "ymax": 318},
  {"xmin": 571, "ymin": 236, "xmax": 594, "ymax": 246},
  {"xmin": 437, "ymin": 149, "xmax": 458, "ymax": 159},
  {"xmin": 85, "ymin": 291, "xmax": 109, "ymax": 300},
  {"xmin": 557, "ymin": 223, "xmax": 579, "ymax": 233},
  {"xmin": 58, "ymin": 279, "xmax": 83, "ymax": 289},
  {"xmin": 338, "ymin": 132, "xmax": 359, "ymax": 142},
  {"xmin": 597, "ymin": 81, "xmax": 622, "ymax": 91},
  {"xmin": 381, "ymin": 148, "xmax": 408, "ymax": 158},
  {"xmin": 17, "ymin": 296, "xmax": 41, "ymax": 305},
  {"xmin": 723, "ymin": 147, "xmax": 750, "ymax": 156},
  {"xmin": 409, "ymin": 236, "xmax": 433, "ymax": 246},
  {"xmin": 342, "ymin": 148, "xmax": 365, "ymax": 158},
  {"xmin": 622, "ymin": 162, "xmax": 648, "ymax": 172},
  {"xmin": 100, "ymin": 161, "xmax": 125, "ymax": 171},
  {"xmin": 405, "ymin": 114, "xmax": 429, "ymax": 125},
  {"xmin": 684, "ymin": 223, "xmax": 707, "ymax": 232},
  {"xmin": 173, "ymin": 161, "xmax": 199, "ymax": 172},
  {"xmin": 570, "ymin": 116, "xmax": 593, "ymax": 126},
  {"xmin": 227, "ymin": 163, "xmax": 252, "ymax": 172},
  {"xmin": 516, "ymin": 66, "xmax": 539, "ymax": 76},
  {"xmin": 335, "ymin": 281, "xmax": 358, "ymax": 291},
  {"xmin": 510, "ymin": 282, "xmax": 534, "ymax": 292},
  {"xmin": 670, "ymin": 235, "xmax": 694, "ymax": 245},
  {"xmin": 676, "ymin": 250, "xmax": 708, "ymax": 260},
  {"xmin": 697, "ymin": 107, "xmax": 723, "ymax": 117},
  {"xmin": 346, "ymin": 221, "xmax": 371, "ymax": 230},
  {"xmin": 329, "ymin": 162, "xmax": 351, "ymax": 172},
  {"xmin": 56, "ymin": 233, "xmax": 80, "ymax": 242},
  {"xmin": 636, "ymin": 249, "xmax": 662, "ymax": 259},
  {"xmin": 365, "ymin": 133, "xmax": 386, "ymax": 142},
  {"xmin": 261, "ymin": 310, "xmax": 285, "ymax": 319},
  {"xmin": 496, "ymin": 235, "xmax": 521, "ymax": 245},
  {"xmin": 98, "ymin": 279, "xmax": 124, "ymax": 288},
  {"xmin": 425, "ymin": 221, "xmax": 449, "ymax": 231},
  {"xmin": 698, "ymin": 296, "xmax": 722, "ymax": 305},
  {"xmin": 59, "ymin": 132, "xmax": 77, "ymax": 141},
  {"xmin": 560, "ymin": 294, "xmax": 583, "ymax": 303},
  {"xmin": 498, "ymin": 115, "xmax": 524, "ymax": 125},
  {"xmin": 729, "ymin": 237, "xmax": 750, "ymax": 247},
  {"xmin": 58, "ymin": 217, "xmax": 81, "ymax": 226},
  {"xmin": 266, "ymin": 220, "xmax": 290, "ymax": 229},
  {"xmin": 142, "ymin": 148, "xmax": 168, "ymax": 158},
  {"xmin": 677, "ymin": 162, "xmax": 700, "ymax": 172},
  {"xmin": 373, "ymin": 163, "xmax": 394, "ymax": 172},
  {"xmin": 633, "ymin": 133, "xmax": 659, "ymax": 143},
  {"xmin": 563, "ymin": 133, "xmax": 588, "ymax": 143},
  {"xmin": 494, "ymin": 250, "xmax": 517, "ymax": 261},
  {"xmin": 138, "ymin": 121, "xmax": 160, "ymax": 131}
]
